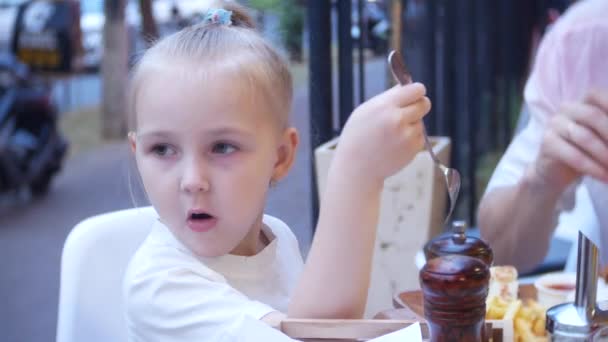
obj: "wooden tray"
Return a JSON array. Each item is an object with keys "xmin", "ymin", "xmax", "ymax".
[
  {"xmin": 392, "ymin": 284, "xmax": 537, "ymax": 316},
  {"xmin": 367, "ymin": 284, "xmax": 537, "ymax": 341},
  {"xmin": 276, "ymin": 287, "xmax": 537, "ymax": 341},
  {"xmin": 280, "ymin": 318, "xmax": 507, "ymax": 342}
]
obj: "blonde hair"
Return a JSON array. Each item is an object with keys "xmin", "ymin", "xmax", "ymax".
[{"xmin": 128, "ymin": 0, "xmax": 293, "ymax": 130}]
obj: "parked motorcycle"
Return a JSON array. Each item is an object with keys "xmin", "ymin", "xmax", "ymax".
[{"xmin": 0, "ymin": 53, "xmax": 67, "ymax": 196}]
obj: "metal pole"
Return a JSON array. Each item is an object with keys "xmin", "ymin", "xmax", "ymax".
[
  {"xmin": 498, "ymin": 0, "xmax": 510, "ymax": 149},
  {"xmin": 435, "ymin": 0, "xmax": 448, "ymax": 136},
  {"xmin": 425, "ymin": 0, "xmax": 437, "ymax": 135},
  {"xmin": 454, "ymin": 0, "xmax": 468, "ymax": 223},
  {"xmin": 307, "ymin": 0, "xmax": 333, "ymax": 230},
  {"xmin": 337, "ymin": 0, "xmax": 354, "ymax": 130},
  {"xmin": 467, "ymin": 0, "xmax": 478, "ymax": 225},
  {"xmin": 488, "ymin": 1, "xmax": 499, "ymax": 151},
  {"xmin": 444, "ymin": 0, "xmax": 458, "ymax": 213},
  {"xmin": 441, "ymin": 0, "xmax": 455, "ymax": 148},
  {"xmin": 357, "ymin": 0, "xmax": 365, "ymax": 104}
]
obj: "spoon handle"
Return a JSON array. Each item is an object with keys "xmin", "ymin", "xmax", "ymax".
[
  {"xmin": 389, "ymin": 51, "xmax": 440, "ymax": 164},
  {"xmin": 388, "ymin": 50, "xmax": 413, "ymax": 85}
]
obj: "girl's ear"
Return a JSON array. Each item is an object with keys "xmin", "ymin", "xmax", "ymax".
[
  {"xmin": 272, "ymin": 127, "xmax": 299, "ymax": 182},
  {"xmin": 128, "ymin": 132, "xmax": 137, "ymax": 154}
]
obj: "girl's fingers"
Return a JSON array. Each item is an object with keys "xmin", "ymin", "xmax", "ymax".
[
  {"xmin": 397, "ymin": 96, "xmax": 431, "ymax": 124},
  {"xmin": 404, "ymin": 121, "xmax": 425, "ymax": 149},
  {"xmin": 401, "ymin": 119, "xmax": 423, "ymax": 135},
  {"xmin": 383, "ymin": 82, "xmax": 427, "ymax": 108}
]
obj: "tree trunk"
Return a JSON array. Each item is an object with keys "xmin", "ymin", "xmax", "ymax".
[
  {"xmin": 138, "ymin": 0, "xmax": 158, "ymax": 46},
  {"xmin": 102, "ymin": 0, "xmax": 128, "ymax": 139}
]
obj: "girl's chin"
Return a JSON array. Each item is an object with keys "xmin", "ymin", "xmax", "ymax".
[{"xmin": 188, "ymin": 241, "xmax": 233, "ymax": 258}]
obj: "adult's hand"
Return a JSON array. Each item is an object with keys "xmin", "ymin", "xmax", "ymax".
[{"xmin": 531, "ymin": 89, "xmax": 608, "ymax": 191}]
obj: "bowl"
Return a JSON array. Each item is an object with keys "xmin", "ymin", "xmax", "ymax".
[{"xmin": 534, "ymin": 272, "xmax": 576, "ymax": 309}]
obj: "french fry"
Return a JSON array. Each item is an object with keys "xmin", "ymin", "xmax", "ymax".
[
  {"xmin": 486, "ymin": 296, "xmax": 509, "ymax": 319},
  {"xmin": 486, "ymin": 266, "xmax": 550, "ymax": 339},
  {"xmin": 504, "ymin": 299, "xmax": 522, "ymax": 321},
  {"xmin": 487, "ymin": 308, "xmax": 502, "ymax": 320},
  {"xmin": 486, "ymin": 296, "xmax": 498, "ymax": 313},
  {"xmin": 515, "ymin": 317, "xmax": 535, "ymax": 342},
  {"xmin": 517, "ymin": 306, "xmax": 533, "ymax": 321},
  {"xmin": 533, "ymin": 316, "xmax": 546, "ymax": 336},
  {"xmin": 486, "ymin": 290, "xmax": 548, "ymax": 339},
  {"xmin": 529, "ymin": 299, "xmax": 547, "ymax": 313}
]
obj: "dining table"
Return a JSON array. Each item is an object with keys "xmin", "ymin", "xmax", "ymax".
[{"xmin": 278, "ymin": 285, "xmax": 539, "ymax": 341}]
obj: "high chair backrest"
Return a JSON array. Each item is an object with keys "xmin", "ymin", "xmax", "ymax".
[{"xmin": 56, "ymin": 206, "xmax": 158, "ymax": 342}]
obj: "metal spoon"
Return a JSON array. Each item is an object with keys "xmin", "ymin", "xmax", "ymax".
[{"xmin": 388, "ymin": 50, "xmax": 461, "ymax": 225}]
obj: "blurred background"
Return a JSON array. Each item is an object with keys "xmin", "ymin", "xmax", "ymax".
[{"xmin": 0, "ymin": 0, "xmax": 575, "ymax": 340}]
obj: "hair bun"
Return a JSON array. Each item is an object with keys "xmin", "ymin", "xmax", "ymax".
[{"xmin": 210, "ymin": 0, "xmax": 256, "ymax": 29}]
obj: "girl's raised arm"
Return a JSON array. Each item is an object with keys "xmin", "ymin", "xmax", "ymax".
[{"xmin": 288, "ymin": 83, "xmax": 430, "ymax": 318}]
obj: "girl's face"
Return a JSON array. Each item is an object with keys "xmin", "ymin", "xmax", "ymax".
[{"xmin": 130, "ymin": 67, "xmax": 297, "ymax": 257}]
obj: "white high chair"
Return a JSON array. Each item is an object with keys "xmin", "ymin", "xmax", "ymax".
[{"xmin": 56, "ymin": 206, "xmax": 157, "ymax": 342}]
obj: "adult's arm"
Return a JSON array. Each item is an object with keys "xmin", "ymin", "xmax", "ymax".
[{"xmin": 478, "ymin": 12, "xmax": 608, "ymax": 271}]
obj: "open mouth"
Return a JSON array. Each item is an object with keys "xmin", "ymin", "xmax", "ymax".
[
  {"xmin": 186, "ymin": 210, "xmax": 217, "ymax": 232},
  {"xmin": 190, "ymin": 212, "xmax": 213, "ymax": 220}
]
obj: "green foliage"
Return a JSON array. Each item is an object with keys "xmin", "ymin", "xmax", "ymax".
[
  {"xmin": 247, "ymin": 0, "xmax": 304, "ymax": 61},
  {"xmin": 278, "ymin": 0, "xmax": 304, "ymax": 60},
  {"xmin": 248, "ymin": 0, "xmax": 281, "ymax": 11}
]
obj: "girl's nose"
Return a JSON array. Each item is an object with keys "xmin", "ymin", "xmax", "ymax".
[{"xmin": 180, "ymin": 159, "xmax": 210, "ymax": 194}]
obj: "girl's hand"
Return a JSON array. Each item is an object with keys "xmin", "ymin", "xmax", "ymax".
[
  {"xmin": 530, "ymin": 89, "xmax": 608, "ymax": 191},
  {"xmin": 333, "ymin": 83, "xmax": 431, "ymax": 186}
]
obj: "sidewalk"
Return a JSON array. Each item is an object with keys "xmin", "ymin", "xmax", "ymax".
[{"xmin": 0, "ymin": 56, "xmax": 388, "ymax": 342}]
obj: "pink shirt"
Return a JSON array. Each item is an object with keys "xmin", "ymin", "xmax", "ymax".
[
  {"xmin": 486, "ymin": 0, "xmax": 608, "ymax": 267},
  {"xmin": 525, "ymin": 0, "xmax": 608, "ymax": 124}
]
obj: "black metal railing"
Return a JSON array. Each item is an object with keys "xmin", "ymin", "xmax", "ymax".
[{"xmin": 307, "ymin": 0, "xmax": 558, "ymax": 228}]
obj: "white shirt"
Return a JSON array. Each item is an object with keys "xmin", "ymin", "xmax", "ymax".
[
  {"xmin": 484, "ymin": 0, "xmax": 608, "ymax": 269},
  {"xmin": 123, "ymin": 214, "xmax": 304, "ymax": 341}
]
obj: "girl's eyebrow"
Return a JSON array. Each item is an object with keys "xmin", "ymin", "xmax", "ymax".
[
  {"xmin": 137, "ymin": 127, "xmax": 255, "ymax": 140},
  {"xmin": 136, "ymin": 131, "xmax": 174, "ymax": 141}
]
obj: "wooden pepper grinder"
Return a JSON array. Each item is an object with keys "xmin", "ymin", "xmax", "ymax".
[
  {"xmin": 420, "ymin": 255, "xmax": 490, "ymax": 342},
  {"xmin": 423, "ymin": 220, "xmax": 494, "ymax": 266}
]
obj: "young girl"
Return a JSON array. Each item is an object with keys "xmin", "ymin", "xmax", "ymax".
[{"xmin": 123, "ymin": 1, "xmax": 430, "ymax": 340}]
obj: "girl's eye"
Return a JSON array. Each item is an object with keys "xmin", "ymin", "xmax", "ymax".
[
  {"xmin": 150, "ymin": 144, "xmax": 177, "ymax": 157},
  {"xmin": 211, "ymin": 142, "xmax": 238, "ymax": 155}
]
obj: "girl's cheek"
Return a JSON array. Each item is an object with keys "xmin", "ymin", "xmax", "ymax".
[{"xmin": 142, "ymin": 156, "xmax": 176, "ymax": 171}]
